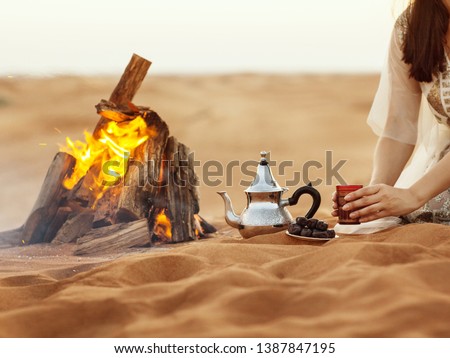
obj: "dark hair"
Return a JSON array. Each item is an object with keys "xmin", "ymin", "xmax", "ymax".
[{"xmin": 403, "ymin": 0, "xmax": 449, "ymax": 82}]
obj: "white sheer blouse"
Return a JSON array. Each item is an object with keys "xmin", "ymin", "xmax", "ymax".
[{"xmin": 367, "ymin": 13, "xmax": 450, "ymax": 222}]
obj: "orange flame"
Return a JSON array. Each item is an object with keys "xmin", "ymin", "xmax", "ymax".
[
  {"xmin": 60, "ymin": 116, "xmax": 153, "ymax": 195},
  {"xmin": 154, "ymin": 209, "xmax": 172, "ymax": 240},
  {"xmin": 194, "ymin": 214, "xmax": 204, "ymax": 238}
]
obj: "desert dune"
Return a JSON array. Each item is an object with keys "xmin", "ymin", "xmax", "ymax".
[{"xmin": 0, "ymin": 74, "xmax": 449, "ymax": 337}]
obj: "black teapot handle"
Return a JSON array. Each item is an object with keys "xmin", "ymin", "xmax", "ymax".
[{"xmin": 287, "ymin": 183, "xmax": 321, "ymax": 219}]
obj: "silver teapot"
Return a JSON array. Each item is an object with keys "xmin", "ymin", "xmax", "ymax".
[{"xmin": 218, "ymin": 151, "xmax": 321, "ymax": 238}]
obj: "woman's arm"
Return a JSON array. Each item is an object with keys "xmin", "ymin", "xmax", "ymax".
[
  {"xmin": 331, "ymin": 16, "xmax": 425, "ymax": 221},
  {"xmin": 409, "ymin": 150, "xmax": 450, "ymax": 207},
  {"xmin": 331, "ymin": 137, "xmax": 415, "ymax": 218},
  {"xmin": 342, "ymin": 151, "xmax": 450, "ymax": 222},
  {"xmin": 370, "ymin": 136, "xmax": 415, "ymax": 186}
]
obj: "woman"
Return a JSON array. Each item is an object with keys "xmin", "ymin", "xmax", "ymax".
[{"xmin": 332, "ymin": 0, "xmax": 450, "ymax": 224}]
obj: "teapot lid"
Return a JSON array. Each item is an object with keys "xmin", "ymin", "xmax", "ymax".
[{"xmin": 245, "ymin": 151, "xmax": 284, "ymax": 193}]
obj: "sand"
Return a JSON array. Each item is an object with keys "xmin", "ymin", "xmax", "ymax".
[{"xmin": 0, "ymin": 74, "xmax": 449, "ymax": 337}]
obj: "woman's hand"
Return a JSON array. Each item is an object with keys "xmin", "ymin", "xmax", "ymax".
[
  {"xmin": 331, "ymin": 191, "xmax": 338, "ymax": 218},
  {"xmin": 339, "ymin": 184, "xmax": 423, "ymax": 223}
]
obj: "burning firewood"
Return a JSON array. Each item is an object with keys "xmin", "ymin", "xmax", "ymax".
[
  {"xmin": 95, "ymin": 99, "xmax": 151, "ymax": 123},
  {"xmin": 93, "ymin": 53, "xmax": 152, "ymax": 136},
  {"xmin": 0, "ymin": 54, "xmax": 216, "ymax": 251}
]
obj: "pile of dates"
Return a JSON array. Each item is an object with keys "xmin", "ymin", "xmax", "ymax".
[{"xmin": 288, "ymin": 217, "xmax": 335, "ymax": 239}]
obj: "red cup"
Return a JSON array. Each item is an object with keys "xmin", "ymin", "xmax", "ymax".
[{"xmin": 336, "ymin": 185, "xmax": 363, "ymax": 225}]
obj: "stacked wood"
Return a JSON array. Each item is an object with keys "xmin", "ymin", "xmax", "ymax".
[
  {"xmin": 0, "ymin": 54, "xmax": 216, "ymax": 252},
  {"xmin": 75, "ymin": 219, "xmax": 150, "ymax": 256},
  {"xmin": 157, "ymin": 136, "xmax": 200, "ymax": 243},
  {"xmin": 93, "ymin": 54, "xmax": 151, "ymax": 136},
  {"xmin": 21, "ymin": 152, "xmax": 76, "ymax": 244},
  {"xmin": 52, "ymin": 209, "xmax": 95, "ymax": 244},
  {"xmin": 0, "ymin": 228, "xmax": 22, "ymax": 249}
]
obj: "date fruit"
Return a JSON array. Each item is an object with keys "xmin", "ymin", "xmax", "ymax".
[{"xmin": 288, "ymin": 216, "xmax": 336, "ymax": 238}]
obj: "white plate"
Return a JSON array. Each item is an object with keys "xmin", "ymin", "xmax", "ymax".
[
  {"xmin": 334, "ymin": 217, "xmax": 402, "ymax": 235},
  {"xmin": 285, "ymin": 231, "xmax": 338, "ymax": 242}
]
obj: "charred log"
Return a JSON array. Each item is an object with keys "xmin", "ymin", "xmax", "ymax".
[
  {"xmin": 75, "ymin": 219, "xmax": 151, "ymax": 256},
  {"xmin": 22, "ymin": 152, "xmax": 76, "ymax": 244},
  {"xmin": 93, "ymin": 54, "xmax": 151, "ymax": 136}
]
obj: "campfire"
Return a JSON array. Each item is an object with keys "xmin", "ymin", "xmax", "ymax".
[{"xmin": 2, "ymin": 54, "xmax": 216, "ymax": 255}]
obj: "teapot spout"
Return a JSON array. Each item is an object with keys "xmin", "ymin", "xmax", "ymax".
[{"xmin": 217, "ymin": 191, "xmax": 241, "ymax": 229}]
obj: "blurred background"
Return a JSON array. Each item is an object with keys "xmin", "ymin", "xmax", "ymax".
[
  {"xmin": 0, "ymin": 0, "xmax": 407, "ymax": 231},
  {"xmin": 0, "ymin": 0, "xmax": 404, "ymax": 75}
]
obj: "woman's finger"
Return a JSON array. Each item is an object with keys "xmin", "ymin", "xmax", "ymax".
[
  {"xmin": 350, "ymin": 203, "xmax": 384, "ymax": 219},
  {"xmin": 343, "ymin": 192, "xmax": 381, "ymax": 212},
  {"xmin": 359, "ymin": 210, "xmax": 386, "ymax": 223},
  {"xmin": 344, "ymin": 185, "xmax": 381, "ymax": 201}
]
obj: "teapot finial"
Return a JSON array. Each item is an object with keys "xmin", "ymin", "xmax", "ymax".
[
  {"xmin": 260, "ymin": 151, "xmax": 268, "ymax": 165},
  {"xmin": 245, "ymin": 150, "xmax": 282, "ymax": 193}
]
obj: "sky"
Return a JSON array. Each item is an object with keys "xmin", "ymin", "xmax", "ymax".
[{"xmin": 0, "ymin": 0, "xmax": 405, "ymax": 75}]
